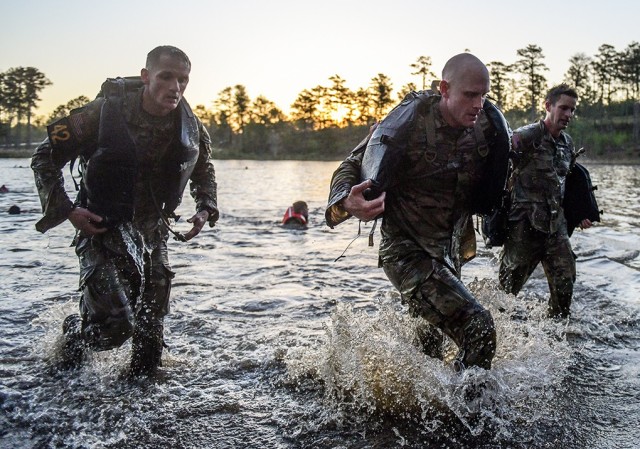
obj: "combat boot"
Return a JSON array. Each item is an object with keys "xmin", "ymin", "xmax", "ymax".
[{"xmin": 59, "ymin": 314, "xmax": 87, "ymax": 369}]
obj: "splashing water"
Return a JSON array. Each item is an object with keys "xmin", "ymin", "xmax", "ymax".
[{"xmin": 285, "ymin": 278, "xmax": 572, "ymax": 443}]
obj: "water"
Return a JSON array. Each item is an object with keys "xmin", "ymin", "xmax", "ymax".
[{"xmin": 0, "ymin": 158, "xmax": 639, "ymax": 449}]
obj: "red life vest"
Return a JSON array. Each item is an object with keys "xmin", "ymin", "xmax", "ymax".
[{"xmin": 282, "ymin": 206, "xmax": 308, "ymax": 226}]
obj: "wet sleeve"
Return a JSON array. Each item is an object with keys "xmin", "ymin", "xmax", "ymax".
[
  {"xmin": 30, "ymin": 138, "xmax": 76, "ymax": 233},
  {"xmin": 30, "ymin": 100, "xmax": 101, "ymax": 233},
  {"xmin": 189, "ymin": 120, "xmax": 219, "ymax": 227},
  {"xmin": 324, "ymin": 135, "xmax": 368, "ymax": 228}
]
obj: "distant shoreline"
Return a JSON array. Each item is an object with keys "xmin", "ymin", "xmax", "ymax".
[
  {"xmin": 1, "ymin": 148, "xmax": 638, "ymax": 165},
  {"xmin": 0, "ymin": 149, "xmax": 34, "ymax": 158}
]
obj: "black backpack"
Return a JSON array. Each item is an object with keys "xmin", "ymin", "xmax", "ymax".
[
  {"xmin": 563, "ymin": 162, "xmax": 602, "ymax": 236},
  {"xmin": 96, "ymin": 76, "xmax": 143, "ymax": 99}
]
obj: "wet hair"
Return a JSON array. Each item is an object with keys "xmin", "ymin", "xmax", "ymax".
[
  {"xmin": 545, "ymin": 84, "xmax": 578, "ymax": 104},
  {"xmin": 146, "ymin": 45, "xmax": 191, "ymax": 70},
  {"xmin": 292, "ymin": 201, "xmax": 309, "ymax": 219}
]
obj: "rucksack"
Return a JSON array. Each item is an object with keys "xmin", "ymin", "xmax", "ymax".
[
  {"xmin": 563, "ymin": 162, "xmax": 602, "ymax": 236},
  {"xmin": 480, "ymin": 188, "xmax": 510, "ymax": 248},
  {"xmin": 96, "ymin": 76, "xmax": 143, "ymax": 99}
]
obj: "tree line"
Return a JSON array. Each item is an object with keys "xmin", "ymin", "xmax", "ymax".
[
  {"xmin": 2, "ymin": 42, "xmax": 639, "ymax": 160},
  {"xmin": 0, "ymin": 67, "xmax": 51, "ymax": 149}
]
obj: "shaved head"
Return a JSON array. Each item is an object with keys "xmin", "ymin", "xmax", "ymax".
[
  {"xmin": 442, "ymin": 53, "xmax": 489, "ymax": 85},
  {"xmin": 438, "ymin": 53, "xmax": 491, "ymax": 128}
]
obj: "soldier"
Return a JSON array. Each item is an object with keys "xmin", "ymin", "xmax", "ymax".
[
  {"xmin": 326, "ymin": 53, "xmax": 510, "ymax": 371},
  {"xmin": 499, "ymin": 84, "xmax": 592, "ymax": 318},
  {"xmin": 282, "ymin": 200, "xmax": 309, "ymax": 228},
  {"xmin": 31, "ymin": 45, "xmax": 219, "ymax": 377}
]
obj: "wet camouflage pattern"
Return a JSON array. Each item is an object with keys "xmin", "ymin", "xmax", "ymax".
[
  {"xmin": 327, "ymin": 95, "xmax": 499, "ymax": 369},
  {"xmin": 31, "ymin": 90, "xmax": 218, "ymax": 368},
  {"xmin": 507, "ymin": 120, "xmax": 574, "ymax": 234},
  {"xmin": 383, "ymin": 252, "xmax": 496, "ymax": 370},
  {"xmin": 499, "ymin": 120, "xmax": 576, "ymax": 317}
]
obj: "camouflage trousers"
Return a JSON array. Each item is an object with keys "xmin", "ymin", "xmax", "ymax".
[
  {"xmin": 499, "ymin": 218, "xmax": 576, "ymax": 317},
  {"xmin": 382, "ymin": 253, "xmax": 496, "ymax": 371},
  {"xmin": 74, "ymin": 226, "xmax": 174, "ymax": 373}
]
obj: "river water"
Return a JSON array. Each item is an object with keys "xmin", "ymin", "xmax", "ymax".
[{"xmin": 0, "ymin": 158, "xmax": 638, "ymax": 449}]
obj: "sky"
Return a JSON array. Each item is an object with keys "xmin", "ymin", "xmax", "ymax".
[{"xmin": 2, "ymin": 0, "xmax": 639, "ymax": 118}]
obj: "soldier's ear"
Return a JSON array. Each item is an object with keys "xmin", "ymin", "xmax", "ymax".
[
  {"xmin": 141, "ymin": 68, "xmax": 150, "ymax": 85},
  {"xmin": 440, "ymin": 80, "xmax": 450, "ymax": 98}
]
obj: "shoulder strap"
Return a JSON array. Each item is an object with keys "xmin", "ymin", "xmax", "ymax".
[
  {"xmin": 474, "ymin": 120, "xmax": 488, "ymax": 157},
  {"xmin": 512, "ymin": 120, "xmax": 545, "ymax": 169},
  {"xmin": 425, "ymin": 109, "xmax": 437, "ymax": 159},
  {"xmin": 410, "ymin": 92, "xmax": 437, "ymax": 160}
]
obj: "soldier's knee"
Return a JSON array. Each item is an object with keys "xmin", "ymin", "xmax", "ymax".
[
  {"xmin": 81, "ymin": 285, "xmax": 134, "ymax": 351},
  {"xmin": 84, "ymin": 315, "xmax": 134, "ymax": 351},
  {"xmin": 141, "ymin": 281, "xmax": 171, "ymax": 319}
]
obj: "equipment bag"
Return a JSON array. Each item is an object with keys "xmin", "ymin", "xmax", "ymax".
[
  {"xmin": 563, "ymin": 162, "xmax": 602, "ymax": 237},
  {"xmin": 480, "ymin": 194, "xmax": 509, "ymax": 248}
]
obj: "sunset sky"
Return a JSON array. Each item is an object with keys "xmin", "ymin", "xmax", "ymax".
[{"xmin": 2, "ymin": 0, "xmax": 638, "ymax": 118}]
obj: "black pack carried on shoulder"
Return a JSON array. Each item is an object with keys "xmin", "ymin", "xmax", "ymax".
[
  {"xmin": 563, "ymin": 162, "xmax": 602, "ymax": 237},
  {"xmin": 82, "ymin": 76, "xmax": 142, "ymax": 227},
  {"xmin": 477, "ymin": 100, "xmax": 513, "ymax": 248},
  {"xmin": 360, "ymin": 90, "xmax": 432, "ymax": 201},
  {"xmin": 474, "ymin": 100, "xmax": 512, "ymax": 215},
  {"xmin": 480, "ymin": 191, "xmax": 509, "ymax": 248},
  {"xmin": 96, "ymin": 76, "xmax": 143, "ymax": 99}
]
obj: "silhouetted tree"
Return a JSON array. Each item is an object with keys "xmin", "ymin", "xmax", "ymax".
[
  {"xmin": 290, "ymin": 88, "xmax": 319, "ymax": 131},
  {"xmin": 370, "ymin": 73, "xmax": 394, "ymax": 120},
  {"xmin": 47, "ymin": 95, "xmax": 91, "ymax": 123},
  {"xmin": 353, "ymin": 87, "xmax": 374, "ymax": 126},
  {"xmin": 310, "ymin": 85, "xmax": 332, "ymax": 129},
  {"xmin": 193, "ymin": 104, "xmax": 217, "ymax": 139},
  {"xmin": 242, "ymin": 96, "xmax": 285, "ymax": 155},
  {"xmin": 212, "ymin": 87, "xmax": 234, "ymax": 146},
  {"xmin": 410, "ymin": 56, "xmax": 436, "ymax": 90},
  {"xmin": 512, "ymin": 44, "xmax": 548, "ymax": 121},
  {"xmin": 564, "ymin": 53, "xmax": 595, "ymax": 104},
  {"xmin": 619, "ymin": 41, "xmax": 640, "ymax": 100},
  {"xmin": 0, "ymin": 70, "xmax": 21, "ymax": 145},
  {"xmin": 251, "ymin": 96, "xmax": 285, "ymax": 126},
  {"xmin": 233, "ymin": 84, "xmax": 250, "ymax": 138},
  {"xmin": 592, "ymin": 44, "xmax": 619, "ymax": 104},
  {"xmin": 0, "ymin": 72, "xmax": 11, "ymax": 145},
  {"xmin": 397, "ymin": 82, "xmax": 418, "ymax": 101},
  {"xmin": 487, "ymin": 61, "xmax": 512, "ymax": 109},
  {"xmin": 328, "ymin": 75, "xmax": 356, "ymax": 126},
  {"xmin": 2, "ymin": 67, "xmax": 52, "ymax": 147}
]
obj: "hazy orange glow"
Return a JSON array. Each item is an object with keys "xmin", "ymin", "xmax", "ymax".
[{"xmin": 330, "ymin": 105, "xmax": 350, "ymax": 126}]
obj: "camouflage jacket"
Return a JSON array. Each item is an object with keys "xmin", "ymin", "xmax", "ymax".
[
  {"xmin": 326, "ymin": 94, "xmax": 496, "ymax": 272},
  {"xmin": 31, "ymin": 89, "xmax": 219, "ymax": 235},
  {"xmin": 509, "ymin": 120, "xmax": 575, "ymax": 235}
]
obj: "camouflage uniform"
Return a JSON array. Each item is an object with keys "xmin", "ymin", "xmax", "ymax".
[
  {"xmin": 31, "ymin": 89, "xmax": 218, "ymax": 374},
  {"xmin": 499, "ymin": 120, "xmax": 576, "ymax": 317},
  {"xmin": 327, "ymin": 94, "xmax": 499, "ymax": 370}
]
